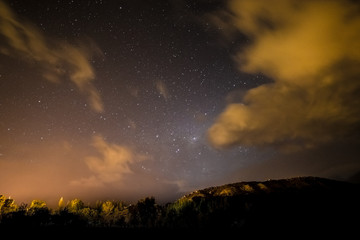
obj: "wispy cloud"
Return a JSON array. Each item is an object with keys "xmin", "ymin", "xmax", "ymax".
[
  {"xmin": 208, "ymin": 0, "xmax": 360, "ymax": 151},
  {"xmin": 155, "ymin": 80, "xmax": 170, "ymax": 101},
  {"xmin": 0, "ymin": 1, "xmax": 104, "ymax": 112},
  {"xmin": 71, "ymin": 136, "xmax": 147, "ymax": 187}
]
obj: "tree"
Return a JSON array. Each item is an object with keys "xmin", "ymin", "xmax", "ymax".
[
  {"xmin": 27, "ymin": 200, "xmax": 48, "ymax": 215},
  {"xmin": 58, "ymin": 197, "xmax": 65, "ymax": 210},
  {"xmin": 67, "ymin": 198, "xmax": 85, "ymax": 213},
  {"xmin": 0, "ymin": 195, "xmax": 5, "ymax": 210},
  {"xmin": 0, "ymin": 196, "xmax": 18, "ymax": 214},
  {"xmin": 65, "ymin": 198, "xmax": 95, "ymax": 226},
  {"xmin": 129, "ymin": 197, "xmax": 160, "ymax": 228},
  {"xmin": 100, "ymin": 201, "xmax": 115, "ymax": 226},
  {"xmin": 97, "ymin": 200, "xmax": 127, "ymax": 227},
  {"xmin": 26, "ymin": 199, "xmax": 50, "ymax": 226}
]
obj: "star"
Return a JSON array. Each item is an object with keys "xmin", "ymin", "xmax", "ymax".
[{"xmin": 0, "ymin": 0, "xmax": 359, "ymax": 206}]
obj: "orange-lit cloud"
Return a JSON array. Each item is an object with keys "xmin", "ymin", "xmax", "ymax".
[
  {"xmin": 0, "ymin": 140, "xmax": 90, "ymax": 205},
  {"xmin": 0, "ymin": 1, "xmax": 104, "ymax": 112},
  {"xmin": 71, "ymin": 136, "xmax": 148, "ymax": 187},
  {"xmin": 208, "ymin": 0, "xmax": 360, "ymax": 151},
  {"xmin": 0, "ymin": 136, "xmax": 178, "ymax": 205}
]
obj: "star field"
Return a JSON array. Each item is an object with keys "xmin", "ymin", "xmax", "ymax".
[
  {"xmin": 0, "ymin": 0, "xmax": 260, "ymax": 203},
  {"xmin": 1, "ymin": 0, "xmax": 360, "ymax": 204}
]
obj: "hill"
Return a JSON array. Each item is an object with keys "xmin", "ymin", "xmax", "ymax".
[
  {"xmin": 180, "ymin": 176, "xmax": 358, "ymax": 199},
  {"xmin": 165, "ymin": 176, "xmax": 360, "ymax": 234}
]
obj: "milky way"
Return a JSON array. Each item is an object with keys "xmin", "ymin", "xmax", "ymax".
[{"xmin": 1, "ymin": 0, "xmax": 360, "ymax": 205}]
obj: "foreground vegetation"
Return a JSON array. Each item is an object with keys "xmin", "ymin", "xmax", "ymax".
[
  {"xmin": 0, "ymin": 195, "xmax": 160, "ymax": 228},
  {"xmin": 1, "ymin": 177, "xmax": 359, "ymax": 234}
]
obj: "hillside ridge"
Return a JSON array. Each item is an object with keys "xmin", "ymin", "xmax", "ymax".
[{"xmin": 180, "ymin": 176, "xmax": 358, "ymax": 200}]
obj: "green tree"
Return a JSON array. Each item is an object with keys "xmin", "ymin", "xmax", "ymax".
[
  {"xmin": 0, "ymin": 195, "xmax": 5, "ymax": 208},
  {"xmin": 27, "ymin": 200, "xmax": 48, "ymax": 215},
  {"xmin": 0, "ymin": 195, "xmax": 6, "ymax": 213},
  {"xmin": 100, "ymin": 200, "xmax": 115, "ymax": 226},
  {"xmin": 67, "ymin": 198, "xmax": 85, "ymax": 213},
  {"xmin": 0, "ymin": 196, "xmax": 18, "ymax": 214},
  {"xmin": 79, "ymin": 207, "xmax": 98, "ymax": 226},
  {"xmin": 58, "ymin": 197, "xmax": 65, "ymax": 210},
  {"xmin": 65, "ymin": 198, "xmax": 95, "ymax": 226},
  {"xmin": 97, "ymin": 200, "xmax": 127, "ymax": 227}
]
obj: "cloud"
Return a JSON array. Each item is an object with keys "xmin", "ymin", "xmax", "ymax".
[
  {"xmin": 208, "ymin": 0, "xmax": 360, "ymax": 150},
  {"xmin": 0, "ymin": 1, "xmax": 104, "ymax": 112},
  {"xmin": 71, "ymin": 136, "xmax": 147, "ymax": 187},
  {"xmin": 155, "ymin": 80, "xmax": 170, "ymax": 101},
  {"xmin": 0, "ymin": 139, "xmax": 91, "ymax": 205}
]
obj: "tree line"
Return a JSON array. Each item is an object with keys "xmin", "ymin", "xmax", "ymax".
[
  {"xmin": 0, "ymin": 195, "xmax": 166, "ymax": 228},
  {"xmin": 0, "ymin": 193, "xmax": 261, "ymax": 229},
  {"xmin": 2, "ymin": 177, "xmax": 360, "ymax": 232}
]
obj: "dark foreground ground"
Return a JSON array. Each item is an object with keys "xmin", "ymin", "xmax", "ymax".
[{"xmin": 1, "ymin": 177, "xmax": 359, "ymax": 238}]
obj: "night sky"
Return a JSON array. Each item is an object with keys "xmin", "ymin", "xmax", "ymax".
[{"xmin": 1, "ymin": 0, "xmax": 360, "ymax": 205}]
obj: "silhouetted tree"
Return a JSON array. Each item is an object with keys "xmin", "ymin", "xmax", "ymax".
[
  {"xmin": 26, "ymin": 199, "xmax": 50, "ymax": 226},
  {"xmin": 129, "ymin": 197, "xmax": 160, "ymax": 228}
]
